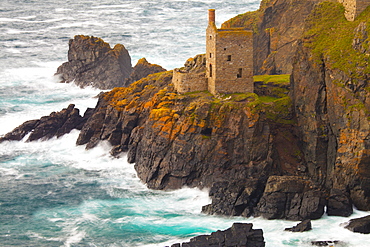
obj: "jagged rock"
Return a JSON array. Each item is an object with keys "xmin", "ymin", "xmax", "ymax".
[
  {"xmin": 55, "ymin": 35, "xmax": 132, "ymax": 89},
  {"xmin": 326, "ymin": 189, "xmax": 353, "ymax": 217},
  {"xmin": 0, "ymin": 119, "xmax": 39, "ymax": 142},
  {"xmin": 0, "ymin": 104, "xmax": 91, "ymax": 143},
  {"xmin": 344, "ymin": 215, "xmax": 370, "ymax": 234},
  {"xmin": 285, "ymin": 219, "xmax": 312, "ymax": 232},
  {"xmin": 255, "ymin": 176, "xmax": 326, "ymax": 220},
  {"xmin": 124, "ymin": 58, "xmax": 166, "ymax": 86},
  {"xmin": 171, "ymin": 223, "xmax": 265, "ymax": 247}
]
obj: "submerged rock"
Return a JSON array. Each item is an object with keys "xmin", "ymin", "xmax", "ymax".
[
  {"xmin": 55, "ymin": 35, "xmax": 132, "ymax": 90},
  {"xmin": 171, "ymin": 223, "xmax": 265, "ymax": 247}
]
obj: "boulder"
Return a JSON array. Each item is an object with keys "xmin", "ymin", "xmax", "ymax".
[
  {"xmin": 56, "ymin": 35, "xmax": 132, "ymax": 89},
  {"xmin": 284, "ymin": 219, "xmax": 312, "ymax": 232},
  {"xmin": 344, "ymin": 215, "xmax": 370, "ymax": 234},
  {"xmin": 171, "ymin": 223, "xmax": 265, "ymax": 247}
]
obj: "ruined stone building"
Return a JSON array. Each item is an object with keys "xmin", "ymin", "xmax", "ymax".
[
  {"xmin": 338, "ymin": 0, "xmax": 370, "ymax": 21},
  {"xmin": 173, "ymin": 9, "xmax": 254, "ymax": 95}
]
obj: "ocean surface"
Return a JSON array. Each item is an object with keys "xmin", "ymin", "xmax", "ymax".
[{"xmin": 0, "ymin": 0, "xmax": 369, "ymax": 246}]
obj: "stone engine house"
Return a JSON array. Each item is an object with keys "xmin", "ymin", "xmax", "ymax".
[
  {"xmin": 173, "ymin": 9, "xmax": 254, "ymax": 95},
  {"xmin": 338, "ymin": 0, "xmax": 370, "ymax": 21}
]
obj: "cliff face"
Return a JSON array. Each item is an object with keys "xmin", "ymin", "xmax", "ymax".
[
  {"xmin": 74, "ymin": 64, "xmax": 326, "ymax": 218},
  {"xmin": 291, "ymin": 2, "xmax": 370, "ymax": 210},
  {"xmin": 223, "ymin": 0, "xmax": 324, "ymax": 75}
]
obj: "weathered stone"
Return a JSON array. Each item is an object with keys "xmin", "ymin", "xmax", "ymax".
[
  {"xmin": 345, "ymin": 215, "xmax": 370, "ymax": 234},
  {"xmin": 285, "ymin": 219, "xmax": 312, "ymax": 232},
  {"xmin": 56, "ymin": 35, "xmax": 132, "ymax": 90}
]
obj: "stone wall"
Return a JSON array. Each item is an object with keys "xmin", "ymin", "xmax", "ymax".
[
  {"xmin": 172, "ymin": 69, "xmax": 207, "ymax": 93},
  {"xmin": 338, "ymin": 0, "xmax": 370, "ymax": 21},
  {"xmin": 212, "ymin": 29, "xmax": 253, "ymax": 94}
]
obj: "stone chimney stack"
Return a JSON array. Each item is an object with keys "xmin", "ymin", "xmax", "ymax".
[{"xmin": 208, "ymin": 9, "xmax": 215, "ymax": 24}]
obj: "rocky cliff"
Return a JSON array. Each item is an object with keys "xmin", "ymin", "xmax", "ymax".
[
  {"xmin": 222, "ymin": 0, "xmax": 324, "ymax": 75},
  {"xmin": 291, "ymin": 1, "xmax": 370, "ymax": 211}
]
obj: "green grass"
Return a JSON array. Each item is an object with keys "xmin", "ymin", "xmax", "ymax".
[
  {"xmin": 253, "ymin": 74, "xmax": 290, "ymax": 86},
  {"xmin": 304, "ymin": 2, "xmax": 370, "ymax": 79}
]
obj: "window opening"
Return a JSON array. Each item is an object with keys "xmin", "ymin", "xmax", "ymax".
[
  {"xmin": 227, "ymin": 55, "xmax": 231, "ymax": 61},
  {"xmin": 210, "ymin": 64, "xmax": 213, "ymax": 77},
  {"xmin": 237, "ymin": 68, "xmax": 242, "ymax": 78}
]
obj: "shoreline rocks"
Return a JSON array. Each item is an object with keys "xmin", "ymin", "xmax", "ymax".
[
  {"xmin": 0, "ymin": 104, "xmax": 92, "ymax": 143},
  {"xmin": 170, "ymin": 223, "xmax": 265, "ymax": 247},
  {"xmin": 344, "ymin": 215, "xmax": 370, "ymax": 234}
]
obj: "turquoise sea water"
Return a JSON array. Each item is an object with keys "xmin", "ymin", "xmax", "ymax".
[{"xmin": 1, "ymin": 1, "xmax": 369, "ymax": 246}]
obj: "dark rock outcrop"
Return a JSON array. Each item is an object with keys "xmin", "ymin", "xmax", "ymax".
[
  {"xmin": 171, "ymin": 223, "xmax": 265, "ymax": 247},
  {"xmin": 284, "ymin": 219, "xmax": 312, "ymax": 232},
  {"xmin": 124, "ymin": 58, "xmax": 166, "ymax": 86},
  {"xmin": 345, "ymin": 215, "xmax": 370, "ymax": 234},
  {"xmin": 55, "ymin": 35, "xmax": 132, "ymax": 89},
  {"xmin": 255, "ymin": 176, "xmax": 326, "ymax": 220},
  {"xmin": 0, "ymin": 104, "xmax": 92, "ymax": 143},
  {"xmin": 326, "ymin": 189, "xmax": 353, "ymax": 217}
]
